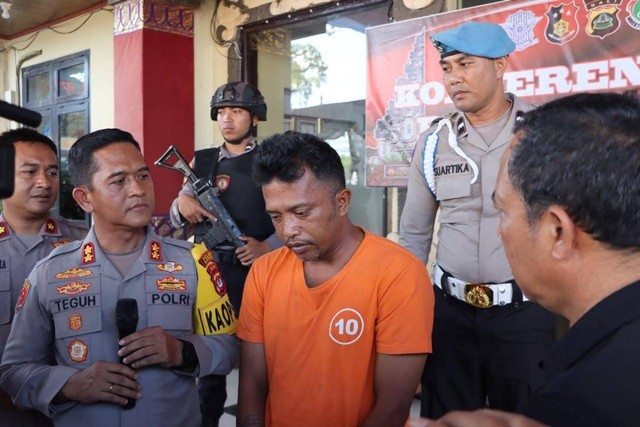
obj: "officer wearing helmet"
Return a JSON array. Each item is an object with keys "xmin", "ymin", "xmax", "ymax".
[{"xmin": 169, "ymin": 81, "xmax": 282, "ymax": 427}]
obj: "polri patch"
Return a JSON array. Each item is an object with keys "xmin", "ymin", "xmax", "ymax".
[
  {"xmin": 69, "ymin": 313, "xmax": 83, "ymax": 331},
  {"xmin": 15, "ymin": 279, "xmax": 31, "ymax": 313},
  {"xmin": 68, "ymin": 339, "xmax": 88, "ymax": 363}
]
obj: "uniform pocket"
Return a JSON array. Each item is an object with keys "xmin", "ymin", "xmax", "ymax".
[
  {"xmin": 0, "ymin": 264, "xmax": 11, "ymax": 324},
  {"xmin": 53, "ymin": 308, "xmax": 103, "ymax": 367},
  {"xmin": 147, "ymin": 304, "xmax": 193, "ymax": 332},
  {"xmin": 436, "ymin": 175, "xmax": 471, "ymax": 201}
]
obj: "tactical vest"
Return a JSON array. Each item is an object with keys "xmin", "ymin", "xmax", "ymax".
[{"xmin": 193, "ymin": 148, "xmax": 274, "ymax": 246}]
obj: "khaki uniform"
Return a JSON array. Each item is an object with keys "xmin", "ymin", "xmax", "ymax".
[
  {"xmin": 0, "ymin": 215, "xmax": 87, "ymax": 426},
  {"xmin": 400, "ymin": 94, "xmax": 556, "ymax": 417},
  {"xmin": 0, "ymin": 226, "xmax": 239, "ymax": 427}
]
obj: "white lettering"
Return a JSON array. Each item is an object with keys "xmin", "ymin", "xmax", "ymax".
[
  {"xmin": 504, "ymin": 70, "xmax": 535, "ymax": 97},
  {"xmin": 419, "ymin": 81, "xmax": 446, "ymax": 105},
  {"xmin": 394, "ymin": 84, "xmax": 421, "ymax": 108},
  {"xmin": 535, "ymin": 65, "xmax": 572, "ymax": 95},
  {"xmin": 573, "ymin": 60, "xmax": 609, "ymax": 91}
]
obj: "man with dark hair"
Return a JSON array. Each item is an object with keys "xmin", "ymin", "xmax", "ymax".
[
  {"xmin": 399, "ymin": 21, "xmax": 556, "ymax": 417},
  {"xmin": 0, "ymin": 128, "xmax": 87, "ymax": 427},
  {"xmin": 0, "ymin": 128, "xmax": 239, "ymax": 427},
  {"xmin": 237, "ymin": 131, "xmax": 434, "ymax": 426},
  {"xmin": 170, "ymin": 81, "xmax": 281, "ymax": 426},
  {"xmin": 494, "ymin": 91, "xmax": 640, "ymax": 426}
]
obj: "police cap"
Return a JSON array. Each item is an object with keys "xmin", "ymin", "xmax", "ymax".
[{"xmin": 430, "ymin": 21, "xmax": 515, "ymax": 59}]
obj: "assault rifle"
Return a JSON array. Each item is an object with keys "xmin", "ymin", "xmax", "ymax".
[{"xmin": 155, "ymin": 145, "xmax": 245, "ymax": 249}]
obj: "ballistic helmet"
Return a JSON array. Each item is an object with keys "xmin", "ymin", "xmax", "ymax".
[{"xmin": 210, "ymin": 81, "xmax": 267, "ymax": 121}]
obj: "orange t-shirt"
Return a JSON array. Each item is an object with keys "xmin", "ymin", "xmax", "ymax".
[{"xmin": 237, "ymin": 230, "xmax": 434, "ymax": 426}]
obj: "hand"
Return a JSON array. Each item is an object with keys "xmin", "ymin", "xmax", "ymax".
[
  {"xmin": 177, "ymin": 194, "xmax": 217, "ymax": 224},
  {"xmin": 410, "ymin": 410, "xmax": 549, "ymax": 427},
  {"xmin": 57, "ymin": 361, "xmax": 140, "ymax": 406},
  {"xmin": 118, "ymin": 326, "xmax": 184, "ymax": 369},
  {"xmin": 236, "ymin": 236, "xmax": 271, "ymax": 266}
]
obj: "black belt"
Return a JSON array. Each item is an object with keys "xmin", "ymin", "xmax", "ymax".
[{"xmin": 213, "ymin": 249, "xmax": 240, "ymax": 265}]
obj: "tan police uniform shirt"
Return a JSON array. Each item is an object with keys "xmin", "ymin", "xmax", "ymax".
[{"xmin": 399, "ymin": 93, "xmax": 531, "ymax": 283}]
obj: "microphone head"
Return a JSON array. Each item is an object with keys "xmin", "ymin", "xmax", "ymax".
[{"xmin": 115, "ymin": 298, "xmax": 139, "ymax": 335}]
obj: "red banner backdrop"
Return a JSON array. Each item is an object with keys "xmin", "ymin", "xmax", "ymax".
[{"xmin": 365, "ymin": 0, "xmax": 640, "ymax": 186}]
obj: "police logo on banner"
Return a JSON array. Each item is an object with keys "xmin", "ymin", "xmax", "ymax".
[
  {"xmin": 584, "ymin": 0, "xmax": 622, "ymax": 38},
  {"xmin": 545, "ymin": 2, "xmax": 580, "ymax": 44},
  {"xmin": 502, "ymin": 10, "xmax": 543, "ymax": 51},
  {"xmin": 627, "ymin": 0, "xmax": 640, "ymax": 30}
]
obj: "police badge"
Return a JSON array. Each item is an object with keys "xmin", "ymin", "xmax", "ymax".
[{"xmin": 545, "ymin": 2, "xmax": 580, "ymax": 45}]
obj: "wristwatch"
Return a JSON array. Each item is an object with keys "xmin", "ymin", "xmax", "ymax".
[{"xmin": 177, "ymin": 339, "xmax": 199, "ymax": 373}]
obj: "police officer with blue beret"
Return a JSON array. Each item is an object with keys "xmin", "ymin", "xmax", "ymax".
[{"xmin": 399, "ymin": 21, "xmax": 556, "ymax": 417}]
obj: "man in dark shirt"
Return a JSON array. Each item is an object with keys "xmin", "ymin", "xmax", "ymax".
[{"xmin": 414, "ymin": 91, "xmax": 640, "ymax": 427}]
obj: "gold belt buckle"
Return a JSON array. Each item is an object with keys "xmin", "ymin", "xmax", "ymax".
[{"xmin": 464, "ymin": 284, "xmax": 493, "ymax": 308}]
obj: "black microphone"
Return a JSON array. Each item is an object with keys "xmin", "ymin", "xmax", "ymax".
[
  {"xmin": 115, "ymin": 298, "xmax": 138, "ymax": 409},
  {"xmin": 0, "ymin": 100, "xmax": 42, "ymax": 128},
  {"xmin": 0, "ymin": 142, "xmax": 15, "ymax": 199}
]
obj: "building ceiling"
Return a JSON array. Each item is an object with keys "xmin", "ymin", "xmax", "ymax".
[{"xmin": 0, "ymin": 0, "xmax": 107, "ymax": 40}]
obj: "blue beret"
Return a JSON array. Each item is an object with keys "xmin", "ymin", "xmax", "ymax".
[{"xmin": 430, "ymin": 21, "xmax": 515, "ymax": 59}]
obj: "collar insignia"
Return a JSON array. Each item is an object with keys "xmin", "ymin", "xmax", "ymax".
[
  {"xmin": 0, "ymin": 222, "xmax": 9, "ymax": 239},
  {"xmin": 82, "ymin": 243, "xmax": 95, "ymax": 265},
  {"xmin": 150, "ymin": 241, "xmax": 162, "ymax": 261},
  {"xmin": 44, "ymin": 218, "xmax": 58, "ymax": 234}
]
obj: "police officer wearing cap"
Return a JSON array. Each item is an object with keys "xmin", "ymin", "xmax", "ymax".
[
  {"xmin": 399, "ymin": 22, "xmax": 556, "ymax": 417},
  {"xmin": 169, "ymin": 81, "xmax": 282, "ymax": 426},
  {"xmin": 0, "ymin": 128, "xmax": 88, "ymax": 427}
]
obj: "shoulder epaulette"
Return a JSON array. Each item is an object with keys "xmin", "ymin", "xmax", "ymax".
[{"xmin": 162, "ymin": 236, "xmax": 193, "ymax": 250}]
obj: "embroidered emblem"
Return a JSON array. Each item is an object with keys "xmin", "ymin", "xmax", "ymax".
[
  {"xmin": 198, "ymin": 250, "xmax": 227, "ymax": 296},
  {"xmin": 501, "ymin": 10, "xmax": 543, "ymax": 51},
  {"xmin": 68, "ymin": 339, "xmax": 88, "ymax": 362},
  {"xmin": 55, "ymin": 267, "xmax": 92, "ymax": 279},
  {"xmin": 545, "ymin": 2, "xmax": 580, "ymax": 45},
  {"xmin": 69, "ymin": 313, "xmax": 83, "ymax": 331},
  {"xmin": 57, "ymin": 281, "xmax": 92, "ymax": 295},
  {"xmin": 44, "ymin": 218, "xmax": 58, "ymax": 234},
  {"xmin": 156, "ymin": 276, "xmax": 187, "ymax": 292},
  {"xmin": 51, "ymin": 239, "xmax": 71, "ymax": 248},
  {"xmin": 82, "ymin": 243, "xmax": 95, "ymax": 264},
  {"xmin": 584, "ymin": 0, "xmax": 622, "ymax": 38},
  {"xmin": 626, "ymin": 0, "xmax": 640, "ymax": 30},
  {"xmin": 150, "ymin": 241, "xmax": 162, "ymax": 261},
  {"xmin": 157, "ymin": 261, "xmax": 183, "ymax": 273},
  {"xmin": 15, "ymin": 279, "xmax": 31, "ymax": 313},
  {"xmin": 0, "ymin": 222, "xmax": 9, "ymax": 238},
  {"xmin": 215, "ymin": 175, "xmax": 231, "ymax": 193}
]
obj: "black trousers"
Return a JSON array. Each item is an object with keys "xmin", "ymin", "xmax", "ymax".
[
  {"xmin": 421, "ymin": 286, "xmax": 556, "ymax": 418},
  {"xmin": 198, "ymin": 261, "xmax": 248, "ymax": 427}
]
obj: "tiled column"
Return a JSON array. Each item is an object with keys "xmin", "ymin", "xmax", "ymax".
[{"xmin": 113, "ymin": 0, "xmax": 194, "ymax": 216}]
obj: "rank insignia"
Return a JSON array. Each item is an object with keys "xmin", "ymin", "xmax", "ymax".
[
  {"xmin": 150, "ymin": 241, "xmax": 162, "ymax": 261},
  {"xmin": 215, "ymin": 175, "xmax": 231, "ymax": 193},
  {"xmin": 0, "ymin": 221, "xmax": 9, "ymax": 238},
  {"xmin": 69, "ymin": 313, "xmax": 83, "ymax": 331},
  {"xmin": 55, "ymin": 267, "xmax": 92, "ymax": 280},
  {"xmin": 44, "ymin": 218, "xmax": 58, "ymax": 234},
  {"xmin": 52, "ymin": 240, "xmax": 71, "ymax": 248},
  {"xmin": 68, "ymin": 339, "xmax": 88, "ymax": 363},
  {"xmin": 157, "ymin": 261, "xmax": 183, "ymax": 273},
  {"xmin": 15, "ymin": 279, "xmax": 31, "ymax": 313},
  {"xmin": 57, "ymin": 281, "xmax": 92, "ymax": 295},
  {"xmin": 198, "ymin": 250, "xmax": 227, "ymax": 296},
  {"xmin": 82, "ymin": 243, "xmax": 95, "ymax": 264},
  {"xmin": 156, "ymin": 276, "xmax": 187, "ymax": 292}
]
